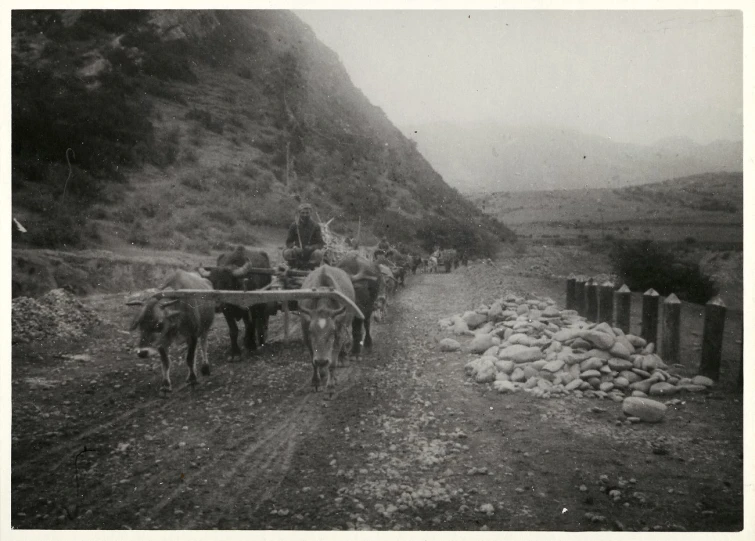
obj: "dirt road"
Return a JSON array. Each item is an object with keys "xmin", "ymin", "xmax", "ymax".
[{"xmin": 11, "ymin": 266, "xmax": 743, "ymax": 531}]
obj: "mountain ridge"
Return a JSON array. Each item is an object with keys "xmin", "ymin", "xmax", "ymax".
[{"xmin": 404, "ymin": 121, "xmax": 742, "ymax": 193}]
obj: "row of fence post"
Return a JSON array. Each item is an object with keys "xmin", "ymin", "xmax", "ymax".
[{"xmin": 566, "ymin": 276, "xmax": 736, "ymax": 383}]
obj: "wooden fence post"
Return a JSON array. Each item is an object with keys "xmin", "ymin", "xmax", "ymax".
[
  {"xmin": 566, "ymin": 276, "xmax": 576, "ymax": 311},
  {"xmin": 614, "ymin": 284, "xmax": 631, "ymax": 333},
  {"xmin": 585, "ymin": 278, "xmax": 598, "ymax": 322},
  {"xmin": 641, "ymin": 288, "xmax": 660, "ymax": 347},
  {"xmin": 574, "ymin": 277, "xmax": 586, "ymax": 315},
  {"xmin": 283, "ymin": 302, "xmax": 290, "ymax": 344},
  {"xmin": 739, "ymin": 319, "xmax": 743, "ymax": 390},
  {"xmin": 699, "ymin": 296, "xmax": 727, "ymax": 381},
  {"xmin": 598, "ymin": 281, "xmax": 614, "ymax": 325},
  {"xmin": 661, "ymin": 293, "xmax": 681, "ymax": 366}
]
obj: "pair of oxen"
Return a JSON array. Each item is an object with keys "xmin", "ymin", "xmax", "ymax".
[{"xmin": 127, "ymin": 247, "xmax": 386, "ymax": 397}]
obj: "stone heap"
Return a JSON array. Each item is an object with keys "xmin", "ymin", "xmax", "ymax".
[
  {"xmin": 438, "ymin": 293, "xmax": 714, "ymax": 422},
  {"xmin": 12, "ymin": 288, "xmax": 98, "ymax": 344}
]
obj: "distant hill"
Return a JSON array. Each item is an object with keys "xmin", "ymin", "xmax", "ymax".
[
  {"xmin": 466, "ymin": 171, "xmax": 743, "ymax": 245},
  {"xmin": 405, "ymin": 122, "xmax": 743, "ymax": 193},
  {"xmin": 11, "ymin": 10, "xmax": 511, "ymax": 256}
]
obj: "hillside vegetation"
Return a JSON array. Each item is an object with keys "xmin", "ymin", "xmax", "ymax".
[
  {"xmin": 468, "ymin": 172, "xmax": 743, "ymax": 245},
  {"xmin": 11, "ymin": 10, "xmax": 512, "ymax": 257},
  {"xmin": 467, "ymin": 172, "xmax": 742, "ymax": 309}
]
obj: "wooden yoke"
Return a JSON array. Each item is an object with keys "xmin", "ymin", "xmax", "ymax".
[{"xmin": 154, "ymin": 288, "xmax": 366, "ymax": 320}]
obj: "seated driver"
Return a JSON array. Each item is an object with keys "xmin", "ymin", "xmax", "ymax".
[{"xmin": 282, "ymin": 203, "xmax": 325, "ymax": 270}]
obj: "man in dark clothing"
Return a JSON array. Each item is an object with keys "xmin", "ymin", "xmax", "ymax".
[
  {"xmin": 283, "ymin": 203, "xmax": 325, "ymax": 270},
  {"xmin": 377, "ymin": 235, "xmax": 390, "ymax": 251}
]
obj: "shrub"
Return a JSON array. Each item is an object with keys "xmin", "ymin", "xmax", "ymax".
[
  {"xmin": 26, "ymin": 205, "xmax": 87, "ymax": 248},
  {"xmin": 610, "ymin": 239, "xmax": 718, "ymax": 304},
  {"xmin": 12, "ymin": 64, "xmax": 154, "ymax": 182}
]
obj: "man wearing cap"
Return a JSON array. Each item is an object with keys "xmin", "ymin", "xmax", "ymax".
[{"xmin": 283, "ymin": 203, "xmax": 325, "ymax": 270}]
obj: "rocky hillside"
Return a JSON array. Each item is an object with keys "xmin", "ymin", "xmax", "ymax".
[{"xmin": 11, "ymin": 10, "xmax": 511, "ymax": 257}]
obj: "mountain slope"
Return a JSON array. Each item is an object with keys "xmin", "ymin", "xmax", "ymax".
[
  {"xmin": 11, "ymin": 10, "xmax": 511, "ymax": 256},
  {"xmin": 406, "ymin": 122, "xmax": 743, "ymax": 192}
]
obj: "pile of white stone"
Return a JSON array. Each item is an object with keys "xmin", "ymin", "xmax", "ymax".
[{"xmin": 438, "ymin": 294, "xmax": 714, "ymax": 423}]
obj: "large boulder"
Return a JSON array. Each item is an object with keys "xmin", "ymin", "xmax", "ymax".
[
  {"xmin": 607, "ymin": 358, "xmax": 634, "ymax": 371},
  {"xmin": 583, "ymin": 329, "xmax": 616, "ymax": 350},
  {"xmin": 495, "ymin": 360, "xmax": 516, "ymax": 374},
  {"xmin": 579, "ymin": 357, "xmax": 605, "ymax": 372},
  {"xmin": 439, "ymin": 338, "xmax": 461, "ymax": 352},
  {"xmin": 692, "ymin": 375, "xmax": 715, "ymax": 387},
  {"xmin": 523, "ymin": 364, "xmax": 539, "ymax": 380},
  {"xmin": 622, "ymin": 397, "xmax": 667, "ymax": 423},
  {"xmin": 510, "ymin": 367, "xmax": 526, "ymax": 383},
  {"xmin": 493, "ymin": 380, "xmax": 518, "ymax": 393},
  {"xmin": 609, "ymin": 341, "xmax": 633, "ymax": 359},
  {"xmin": 542, "ymin": 360, "xmax": 565, "ymax": 373},
  {"xmin": 507, "ymin": 333, "xmax": 534, "ymax": 346},
  {"xmin": 467, "ymin": 333, "xmax": 499, "ymax": 354},
  {"xmin": 475, "ymin": 360, "xmax": 497, "ymax": 383},
  {"xmin": 498, "ymin": 344, "xmax": 544, "ymax": 364},
  {"xmin": 462, "ymin": 311, "xmax": 488, "ymax": 330},
  {"xmin": 629, "ymin": 379, "xmax": 655, "ymax": 394},
  {"xmin": 620, "ymin": 370, "xmax": 642, "ymax": 384},
  {"xmin": 649, "ymin": 382, "xmax": 678, "ymax": 396},
  {"xmin": 625, "ymin": 334, "xmax": 647, "ymax": 348},
  {"xmin": 466, "ymin": 356, "xmax": 497, "ymax": 383},
  {"xmin": 552, "ymin": 328, "xmax": 585, "ymax": 343},
  {"xmin": 487, "ymin": 300, "xmax": 503, "ymax": 314},
  {"xmin": 450, "ymin": 316, "xmax": 472, "ymax": 336}
]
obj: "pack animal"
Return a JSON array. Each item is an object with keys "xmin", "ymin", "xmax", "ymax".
[
  {"xmin": 198, "ymin": 246, "xmax": 273, "ymax": 360},
  {"xmin": 298, "ymin": 265, "xmax": 372, "ymax": 397},
  {"xmin": 410, "ymin": 254, "xmax": 422, "ymax": 275},
  {"xmin": 375, "ymin": 254, "xmax": 406, "ymax": 287},
  {"xmin": 336, "ymin": 253, "xmax": 384, "ymax": 356},
  {"xmin": 127, "ymin": 270, "xmax": 215, "ymax": 393}
]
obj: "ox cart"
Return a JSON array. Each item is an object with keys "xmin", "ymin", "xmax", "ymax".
[{"xmin": 155, "ymin": 265, "xmax": 366, "ymax": 345}]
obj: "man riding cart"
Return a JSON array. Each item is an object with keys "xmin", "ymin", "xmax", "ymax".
[{"xmin": 282, "ymin": 203, "xmax": 325, "ymax": 271}]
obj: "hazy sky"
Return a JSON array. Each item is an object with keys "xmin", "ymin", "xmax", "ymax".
[{"xmin": 294, "ymin": 9, "xmax": 743, "ymax": 145}]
